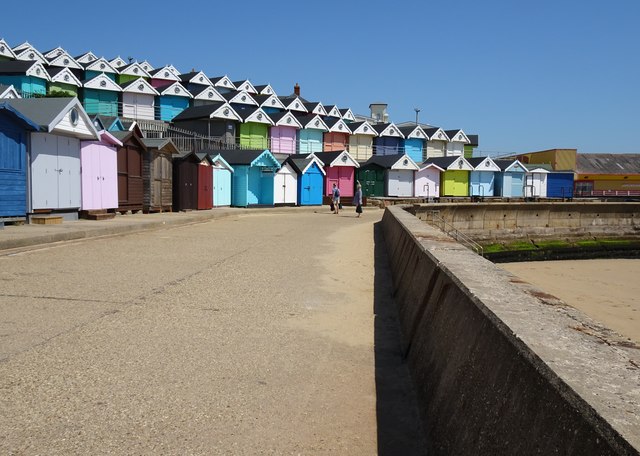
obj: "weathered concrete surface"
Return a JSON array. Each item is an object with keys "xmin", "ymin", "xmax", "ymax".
[
  {"xmin": 0, "ymin": 209, "xmax": 424, "ymax": 454},
  {"xmin": 382, "ymin": 205, "xmax": 640, "ymax": 455}
]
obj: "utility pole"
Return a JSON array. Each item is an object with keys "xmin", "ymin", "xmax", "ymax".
[{"xmin": 414, "ymin": 108, "xmax": 421, "ymax": 125}]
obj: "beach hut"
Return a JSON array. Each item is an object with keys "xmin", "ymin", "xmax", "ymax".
[
  {"xmin": 269, "ymin": 111, "xmax": 302, "ymax": 154},
  {"xmin": 273, "ymin": 154, "xmax": 298, "ymax": 206},
  {"xmin": 117, "ymin": 62, "xmax": 151, "ymax": 85},
  {"xmin": 493, "ymin": 159, "xmax": 528, "ymax": 198},
  {"xmin": 190, "ymin": 85, "xmax": 225, "ymax": 106},
  {"xmin": 218, "ymin": 149, "xmax": 281, "ymax": 207},
  {"xmin": 6, "ymin": 97, "xmax": 99, "ymax": 217},
  {"xmin": 109, "ymin": 56, "xmax": 128, "ymax": 70},
  {"xmin": 141, "ymin": 138, "xmax": 179, "ymax": 212},
  {"xmin": 172, "ymin": 102, "xmax": 242, "ymax": 147},
  {"xmin": 286, "ymin": 155, "xmax": 325, "ymax": 206},
  {"xmin": 172, "ymin": 151, "xmax": 213, "ymax": 211},
  {"xmin": 91, "ymin": 115, "xmax": 125, "ymax": 132},
  {"xmin": 254, "ymin": 84, "xmax": 275, "ymax": 96},
  {"xmin": 150, "ymin": 66, "xmax": 180, "ymax": 88},
  {"xmin": 0, "ymin": 102, "xmax": 38, "ymax": 220},
  {"xmin": 303, "ymin": 101, "xmax": 327, "ymax": 117},
  {"xmin": 120, "ymin": 78, "xmax": 159, "ymax": 120},
  {"xmin": 0, "ymin": 60, "xmax": 50, "ymax": 97},
  {"xmin": 0, "ymin": 39, "xmax": 17, "ymax": 61},
  {"xmin": 398, "ymin": 125, "xmax": 427, "ymax": 163},
  {"xmin": 294, "ymin": 114, "xmax": 329, "ymax": 154},
  {"xmin": 79, "ymin": 130, "xmax": 121, "ymax": 212},
  {"xmin": 233, "ymin": 80, "xmax": 258, "ymax": 94},
  {"xmin": 75, "ymin": 51, "xmax": 98, "ymax": 65},
  {"xmin": 546, "ymin": 169, "xmax": 575, "ymax": 199},
  {"xmin": 339, "ymin": 108, "xmax": 356, "ymax": 122},
  {"xmin": 278, "ymin": 95, "xmax": 307, "ymax": 113},
  {"xmin": 210, "ymin": 75, "xmax": 236, "ymax": 93},
  {"xmin": 445, "ymin": 129, "xmax": 470, "ymax": 156},
  {"xmin": 347, "ymin": 121, "xmax": 378, "ymax": 161},
  {"xmin": 355, "ymin": 156, "xmax": 385, "ymax": 198},
  {"xmin": 222, "ymin": 90, "xmax": 258, "ymax": 111},
  {"xmin": 424, "ymin": 127, "xmax": 449, "ymax": 159},
  {"xmin": 236, "ymin": 106, "xmax": 273, "ymax": 149},
  {"xmin": 46, "ymin": 67, "xmax": 82, "ymax": 96},
  {"xmin": 0, "ymin": 84, "xmax": 20, "ymax": 99},
  {"xmin": 82, "ymin": 73, "xmax": 122, "ymax": 116},
  {"xmin": 155, "ymin": 82, "xmax": 192, "ymax": 121},
  {"xmin": 424, "ymin": 156, "xmax": 473, "ymax": 197},
  {"xmin": 359, "ymin": 154, "xmax": 419, "ymax": 197},
  {"xmin": 414, "ymin": 162, "xmax": 444, "ymax": 199},
  {"xmin": 13, "ymin": 43, "xmax": 46, "ymax": 64},
  {"xmin": 253, "ymin": 93, "xmax": 286, "ymax": 114},
  {"xmin": 468, "ymin": 156, "xmax": 500, "ymax": 198},
  {"xmin": 139, "ymin": 61, "xmax": 154, "ymax": 73},
  {"xmin": 313, "ymin": 150, "xmax": 359, "ymax": 199},
  {"xmin": 82, "ymin": 57, "xmax": 119, "ymax": 82},
  {"xmin": 372, "ymin": 123, "xmax": 404, "ymax": 155},
  {"xmin": 323, "ymin": 117, "xmax": 352, "ymax": 152},
  {"xmin": 110, "ymin": 129, "xmax": 146, "ymax": 213},
  {"xmin": 524, "ymin": 165, "xmax": 549, "ymax": 198},
  {"xmin": 208, "ymin": 153, "xmax": 234, "ymax": 207},
  {"xmin": 46, "ymin": 51, "xmax": 83, "ymax": 74},
  {"xmin": 323, "ymin": 105, "xmax": 342, "ymax": 119},
  {"xmin": 180, "ymin": 71, "xmax": 214, "ymax": 93}
]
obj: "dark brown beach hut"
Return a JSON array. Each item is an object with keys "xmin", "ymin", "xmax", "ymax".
[
  {"xmin": 112, "ymin": 130, "xmax": 146, "ymax": 213},
  {"xmin": 141, "ymin": 138, "xmax": 179, "ymax": 213}
]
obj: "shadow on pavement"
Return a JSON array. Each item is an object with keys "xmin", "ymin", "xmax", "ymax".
[{"xmin": 373, "ymin": 221, "xmax": 428, "ymax": 455}]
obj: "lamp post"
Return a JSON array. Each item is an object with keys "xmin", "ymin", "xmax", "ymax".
[{"xmin": 414, "ymin": 108, "xmax": 421, "ymax": 125}]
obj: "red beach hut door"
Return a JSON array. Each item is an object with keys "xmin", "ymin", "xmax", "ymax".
[{"xmin": 198, "ymin": 164, "xmax": 213, "ymax": 210}]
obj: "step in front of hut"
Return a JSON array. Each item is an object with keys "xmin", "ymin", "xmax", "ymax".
[
  {"xmin": 31, "ymin": 215, "xmax": 64, "ymax": 225},
  {"xmin": 80, "ymin": 209, "xmax": 116, "ymax": 221}
]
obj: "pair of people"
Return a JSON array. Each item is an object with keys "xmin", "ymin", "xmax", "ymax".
[{"xmin": 331, "ymin": 182, "xmax": 363, "ymax": 217}]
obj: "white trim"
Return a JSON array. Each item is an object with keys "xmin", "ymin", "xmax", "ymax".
[
  {"xmin": 15, "ymin": 46, "xmax": 47, "ymax": 64},
  {"xmin": 151, "ymin": 66, "xmax": 180, "ymax": 82},
  {"xmin": 121, "ymin": 78, "xmax": 159, "ymax": 95},
  {"xmin": 47, "ymin": 52, "xmax": 82, "ymax": 70},
  {"xmin": 119, "ymin": 62, "xmax": 152, "ymax": 79},
  {"xmin": 192, "ymin": 86, "xmax": 225, "ymax": 102},
  {"xmin": 526, "ymin": 166, "xmax": 550, "ymax": 173},
  {"xmin": 257, "ymin": 84, "xmax": 274, "ymax": 95},
  {"xmin": 377, "ymin": 123, "xmax": 404, "ymax": 138},
  {"xmin": 139, "ymin": 61, "xmax": 154, "ymax": 72},
  {"xmin": 83, "ymin": 73, "xmax": 122, "ymax": 92},
  {"xmin": 0, "ymin": 39, "xmax": 17, "ymax": 59},
  {"xmin": 24, "ymin": 62, "xmax": 51, "ymax": 81},
  {"xmin": 235, "ymin": 80, "xmax": 257, "ymax": 94},
  {"xmin": 43, "ymin": 47, "xmax": 67, "ymax": 59},
  {"xmin": 390, "ymin": 154, "xmax": 420, "ymax": 171},
  {"xmin": 209, "ymin": 154, "xmax": 235, "ymax": 172},
  {"xmin": 349, "ymin": 121, "xmax": 378, "ymax": 136},
  {"xmin": 109, "ymin": 56, "xmax": 128, "ymax": 68},
  {"xmin": 243, "ymin": 108, "xmax": 274, "ymax": 125},
  {"xmin": 306, "ymin": 102, "xmax": 327, "ymax": 116},
  {"xmin": 226, "ymin": 90, "xmax": 257, "ymax": 106},
  {"xmin": 504, "ymin": 159, "xmax": 528, "ymax": 173},
  {"xmin": 301, "ymin": 115, "xmax": 329, "ymax": 131},
  {"xmin": 258, "ymin": 94, "xmax": 286, "ymax": 110},
  {"xmin": 46, "ymin": 98, "xmax": 100, "ymax": 139},
  {"xmin": 211, "ymin": 75, "xmax": 236, "ymax": 90},
  {"xmin": 327, "ymin": 118, "xmax": 352, "ymax": 134},
  {"xmin": 472, "ymin": 157, "xmax": 501, "ymax": 172},
  {"xmin": 0, "ymin": 84, "xmax": 20, "ymax": 99},
  {"xmin": 158, "ymin": 82, "xmax": 192, "ymax": 98},
  {"xmin": 327, "ymin": 150, "xmax": 360, "ymax": 168},
  {"xmin": 299, "ymin": 156, "xmax": 326, "ymax": 175},
  {"xmin": 97, "ymin": 130, "xmax": 123, "ymax": 147},
  {"xmin": 449, "ymin": 129, "xmax": 470, "ymax": 143},
  {"xmin": 210, "ymin": 102, "xmax": 242, "ymax": 121},
  {"xmin": 166, "ymin": 64, "xmax": 181, "ymax": 77},
  {"xmin": 281, "ymin": 96, "xmax": 307, "ymax": 112},
  {"xmin": 446, "ymin": 157, "xmax": 473, "ymax": 171},
  {"xmin": 418, "ymin": 162, "xmax": 445, "ymax": 172},
  {"xmin": 340, "ymin": 108, "xmax": 356, "ymax": 122},
  {"xmin": 325, "ymin": 105, "xmax": 341, "ymax": 118},
  {"xmin": 75, "ymin": 51, "xmax": 98, "ymax": 64},
  {"xmin": 427, "ymin": 128, "xmax": 450, "ymax": 142},
  {"xmin": 85, "ymin": 57, "xmax": 119, "ymax": 74},
  {"xmin": 273, "ymin": 112, "xmax": 302, "ymax": 128},
  {"xmin": 12, "ymin": 41, "xmax": 31, "ymax": 52},
  {"xmin": 49, "ymin": 67, "xmax": 82, "ymax": 87},
  {"xmin": 184, "ymin": 71, "xmax": 213, "ymax": 86},
  {"xmin": 404, "ymin": 125, "xmax": 428, "ymax": 140}
]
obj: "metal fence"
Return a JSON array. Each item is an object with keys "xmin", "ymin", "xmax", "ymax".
[{"xmin": 427, "ymin": 210, "xmax": 484, "ymax": 256}]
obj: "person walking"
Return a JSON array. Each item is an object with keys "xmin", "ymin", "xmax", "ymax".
[
  {"xmin": 332, "ymin": 183, "xmax": 341, "ymax": 214},
  {"xmin": 353, "ymin": 182, "xmax": 363, "ymax": 218}
]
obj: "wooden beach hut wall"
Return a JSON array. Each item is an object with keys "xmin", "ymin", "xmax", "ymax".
[
  {"xmin": 83, "ymin": 57, "xmax": 119, "ymax": 82},
  {"xmin": 79, "ymin": 130, "xmax": 121, "ymax": 212},
  {"xmin": 493, "ymin": 159, "xmax": 528, "ymax": 198},
  {"xmin": 172, "ymin": 102, "xmax": 242, "ymax": 147},
  {"xmin": 372, "ymin": 123, "xmax": 404, "ymax": 155},
  {"xmin": 111, "ymin": 129, "xmax": 146, "ymax": 213},
  {"xmin": 414, "ymin": 162, "xmax": 444, "ymax": 199},
  {"xmin": 141, "ymin": 138, "xmax": 179, "ymax": 213},
  {"xmin": 424, "ymin": 156, "xmax": 473, "ymax": 197},
  {"xmin": 348, "ymin": 121, "xmax": 378, "ymax": 162},
  {"xmin": 150, "ymin": 66, "xmax": 180, "ymax": 88},
  {"xmin": 468, "ymin": 156, "xmax": 500, "ymax": 198},
  {"xmin": 313, "ymin": 150, "xmax": 359, "ymax": 198},
  {"xmin": 0, "ymin": 39, "xmax": 17, "ymax": 61},
  {"xmin": 218, "ymin": 149, "xmax": 281, "ymax": 207},
  {"xmin": 273, "ymin": 155, "xmax": 298, "ymax": 206},
  {"xmin": 355, "ymin": 156, "xmax": 386, "ymax": 198},
  {"xmin": 117, "ymin": 62, "xmax": 151, "ymax": 85},
  {"xmin": 323, "ymin": 117, "xmax": 352, "ymax": 152},
  {"xmin": 237, "ymin": 106, "xmax": 273, "ymax": 149},
  {"xmin": 360, "ymin": 154, "xmax": 419, "ymax": 197},
  {"xmin": 424, "ymin": 127, "xmax": 449, "ymax": 159},
  {"xmin": 46, "ymin": 67, "xmax": 82, "ymax": 96},
  {"xmin": 82, "ymin": 73, "xmax": 122, "ymax": 116},
  {"xmin": 294, "ymin": 114, "xmax": 329, "ymax": 154},
  {"xmin": 268, "ymin": 111, "xmax": 302, "ymax": 154},
  {"xmin": 0, "ymin": 60, "xmax": 50, "ymax": 96},
  {"xmin": 156, "ymin": 82, "xmax": 192, "ymax": 121},
  {"xmin": 524, "ymin": 165, "xmax": 549, "ymax": 198},
  {"xmin": 0, "ymin": 102, "xmax": 38, "ymax": 219},
  {"xmin": 398, "ymin": 125, "xmax": 427, "ymax": 163},
  {"xmin": 172, "ymin": 152, "xmax": 213, "ymax": 211},
  {"xmin": 190, "ymin": 85, "xmax": 225, "ymax": 107},
  {"xmin": 253, "ymin": 94, "xmax": 286, "ymax": 114},
  {"xmin": 208, "ymin": 153, "xmax": 234, "ymax": 207},
  {"xmin": 286, "ymin": 155, "xmax": 325, "ymax": 206},
  {"xmin": 6, "ymin": 97, "xmax": 99, "ymax": 217},
  {"xmin": 445, "ymin": 129, "xmax": 470, "ymax": 156},
  {"xmin": 0, "ymin": 84, "xmax": 21, "ymax": 99},
  {"xmin": 120, "ymin": 78, "xmax": 159, "ymax": 120}
]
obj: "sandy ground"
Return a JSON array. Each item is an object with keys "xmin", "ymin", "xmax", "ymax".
[{"xmin": 501, "ymin": 259, "xmax": 640, "ymax": 344}]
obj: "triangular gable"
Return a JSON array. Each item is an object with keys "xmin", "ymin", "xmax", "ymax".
[
  {"xmin": 38, "ymin": 98, "xmax": 100, "ymax": 140},
  {"xmin": 526, "ymin": 166, "xmax": 550, "ymax": 173},
  {"xmin": 192, "ymin": 86, "xmax": 225, "ymax": 102},
  {"xmin": 327, "ymin": 118, "xmax": 352, "ymax": 134},
  {"xmin": 22, "ymin": 62, "xmax": 51, "ymax": 81},
  {"xmin": 209, "ymin": 154, "xmax": 235, "ymax": 173},
  {"xmin": 0, "ymin": 39, "xmax": 17, "ymax": 59},
  {"xmin": 256, "ymin": 84, "xmax": 274, "ymax": 96},
  {"xmin": 108, "ymin": 117, "xmax": 125, "ymax": 131},
  {"xmin": 403, "ymin": 125, "xmax": 428, "ymax": 140},
  {"xmin": 234, "ymin": 80, "xmax": 257, "ymax": 94},
  {"xmin": 225, "ymin": 90, "xmax": 258, "ymax": 106},
  {"xmin": 91, "ymin": 115, "xmax": 125, "ymax": 132},
  {"xmin": 97, "ymin": 130, "xmax": 123, "ymax": 147},
  {"xmin": 427, "ymin": 128, "xmax": 449, "ymax": 142},
  {"xmin": 48, "ymin": 67, "xmax": 82, "ymax": 87},
  {"xmin": 293, "ymin": 156, "xmax": 326, "ymax": 175},
  {"xmin": 210, "ymin": 102, "xmax": 242, "ymax": 121},
  {"xmin": 75, "ymin": 51, "xmax": 98, "ymax": 64},
  {"xmin": 504, "ymin": 160, "xmax": 528, "ymax": 173},
  {"xmin": 418, "ymin": 162, "xmax": 445, "ymax": 172},
  {"xmin": 324, "ymin": 105, "xmax": 341, "ymax": 118},
  {"xmin": 281, "ymin": 96, "xmax": 307, "ymax": 112},
  {"xmin": 84, "ymin": 73, "xmax": 122, "ymax": 92},
  {"xmin": 183, "ymin": 71, "xmax": 213, "ymax": 86},
  {"xmin": 47, "ymin": 52, "xmax": 82, "ymax": 70},
  {"xmin": 15, "ymin": 46, "xmax": 46, "ymax": 64},
  {"xmin": 257, "ymin": 94, "xmax": 286, "ymax": 110},
  {"xmin": 327, "ymin": 151, "xmax": 360, "ymax": 168},
  {"xmin": 305, "ymin": 102, "xmax": 327, "ymax": 116},
  {"xmin": 211, "ymin": 75, "xmax": 236, "ymax": 90},
  {"xmin": 447, "ymin": 129, "xmax": 470, "ymax": 143},
  {"xmin": 472, "ymin": 157, "xmax": 501, "ymax": 172},
  {"xmin": 446, "ymin": 156, "xmax": 473, "ymax": 171},
  {"xmin": 390, "ymin": 154, "xmax": 420, "ymax": 171},
  {"xmin": 166, "ymin": 64, "xmax": 181, "ymax": 77},
  {"xmin": 84, "ymin": 57, "xmax": 119, "ymax": 74},
  {"xmin": 151, "ymin": 66, "xmax": 180, "ymax": 82},
  {"xmin": 119, "ymin": 62, "xmax": 152, "ymax": 78},
  {"xmin": 340, "ymin": 108, "xmax": 356, "ymax": 122},
  {"xmin": 12, "ymin": 41, "xmax": 32, "ymax": 52},
  {"xmin": 158, "ymin": 82, "xmax": 192, "ymax": 98},
  {"xmin": 243, "ymin": 108, "xmax": 274, "ymax": 125},
  {"xmin": 0, "ymin": 84, "xmax": 20, "ymax": 99},
  {"xmin": 109, "ymin": 56, "xmax": 128, "ymax": 68},
  {"xmin": 43, "ymin": 47, "xmax": 67, "ymax": 59},
  {"xmin": 139, "ymin": 61, "xmax": 154, "ymax": 72},
  {"xmin": 376, "ymin": 123, "xmax": 404, "ymax": 138},
  {"xmin": 121, "ymin": 78, "xmax": 159, "ymax": 95},
  {"xmin": 349, "ymin": 121, "xmax": 377, "ymax": 136},
  {"xmin": 272, "ymin": 111, "xmax": 303, "ymax": 128},
  {"xmin": 251, "ymin": 149, "xmax": 281, "ymax": 169},
  {"xmin": 299, "ymin": 114, "xmax": 329, "ymax": 131}
]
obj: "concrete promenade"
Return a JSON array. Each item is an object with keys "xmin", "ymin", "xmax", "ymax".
[{"xmin": 0, "ymin": 208, "xmax": 424, "ymax": 455}]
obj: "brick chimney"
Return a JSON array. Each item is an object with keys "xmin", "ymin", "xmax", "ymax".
[{"xmin": 294, "ymin": 83, "xmax": 300, "ymax": 96}]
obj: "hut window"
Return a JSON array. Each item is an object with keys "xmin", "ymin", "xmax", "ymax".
[
  {"xmin": 208, "ymin": 91, "xmax": 214, "ymax": 98},
  {"xmin": 314, "ymin": 120, "xmax": 320, "ymax": 127},
  {"xmin": 70, "ymin": 108, "xmax": 79, "ymax": 126},
  {"xmin": 64, "ymin": 74, "xmax": 69, "ymax": 82},
  {"xmin": 295, "ymin": 103, "xmax": 299, "ymax": 108},
  {"xmin": 138, "ymin": 84, "xmax": 144, "ymax": 91},
  {"xmin": 416, "ymin": 131, "xmax": 421, "ymax": 136},
  {"xmin": 164, "ymin": 71, "xmax": 170, "ymax": 77},
  {"xmin": 223, "ymin": 80, "xmax": 228, "ymax": 85},
  {"xmin": 241, "ymin": 95, "xmax": 246, "ymax": 101},
  {"xmin": 100, "ymin": 63, "xmax": 105, "ymax": 69},
  {"xmin": 286, "ymin": 117, "xmax": 291, "ymax": 124},
  {"xmin": 257, "ymin": 113, "xmax": 263, "ymax": 120},
  {"xmin": 133, "ymin": 67, "xmax": 139, "ymax": 74},
  {"xmin": 271, "ymin": 99, "xmax": 276, "ymax": 105},
  {"xmin": 0, "ymin": 46, "xmax": 4, "ymax": 52},
  {"xmin": 338, "ymin": 124, "xmax": 343, "ymax": 130},
  {"xmin": 35, "ymin": 68, "xmax": 41, "ymax": 75},
  {"xmin": 199, "ymin": 76, "xmax": 204, "ymax": 82},
  {"xmin": 364, "ymin": 126, "xmax": 368, "ymax": 132},
  {"xmin": 174, "ymin": 87, "xmax": 180, "ymax": 94},
  {"xmin": 403, "ymin": 159, "xmax": 408, "ymax": 166},
  {"xmin": 390, "ymin": 128, "xmax": 395, "ymax": 135},
  {"xmin": 223, "ymin": 108, "xmax": 230, "ymax": 116},
  {"xmin": 485, "ymin": 161, "xmax": 490, "ymax": 167},
  {"xmin": 29, "ymin": 52, "xmax": 35, "ymax": 59},
  {"xmin": 341, "ymin": 155, "xmax": 347, "ymax": 162},
  {"xmin": 100, "ymin": 80, "xmax": 106, "ymax": 87}
]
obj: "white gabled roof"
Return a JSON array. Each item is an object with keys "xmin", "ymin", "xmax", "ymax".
[
  {"xmin": 244, "ymin": 108, "xmax": 274, "ymax": 125},
  {"xmin": 257, "ymin": 84, "xmax": 274, "ymax": 96},
  {"xmin": 427, "ymin": 128, "xmax": 450, "ymax": 142},
  {"xmin": 209, "ymin": 154, "xmax": 234, "ymax": 173},
  {"xmin": 151, "ymin": 66, "xmax": 180, "ymax": 82},
  {"xmin": 418, "ymin": 162, "xmax": 445, "ymax": 172},
  {"xmin": 0, "ymin": 39, "xmax": 17, "ymax": 59},
  {"xmin": 340, "ymin": 108, "xmax": 356, "ymax": 122},
  {"xmin": 192, "ymin": 86, "xmax": 225, "ymax": 102},
  {"xmin": 281, "ymin": 96, "xmax": 307, "ymax": 112},
  {"xmin": 526, "ymin": 165, "xmax": 550, "ymax": 173},
  {"xmin": 350, "ymin": 121, "xmax": 377, "ymax": 136},
  {"xmin": 109, "ymin": 56, "xmax": 128, "ymax": 69},
  {"xmin": 43, "ymin": 46, "xmax": 67, "ymax": 59},
  {"xmin": 210, "ymin": 102, "xmax": 242, "ymax": 122},
  {"xmin": 504, "ymin": 159, "xmax": 528, "ymax": 173},
  {"xmin": 85, "ymin": 57, "xmax": 119, "ymax": 74},
  {"xmin": 258, "ymin": 94, "xmax": 286, "ymax": 110},
  {"xmin": 390, "ymin": 154, "xmax": 420, "ymax": 171},
  {"xmin": 158, "ymin": 82, "xmax": 192, "ymax": 98},
  {"xmin": 21, "ymin": 61, "xmax": 51, "ymax": 81},
  {"xmin": 183, "ymin": 71, "xmax": 213, "ymax": 86},
  {"xmin": 15, "ymin": 46, "xmax": 47, "ymax": 64},
  {"xmin": 48, "ymin": 67, "xmax": 82, "ymax": 87},
  {"xmin": 139, "ymin": 61, "xmax": 154, "ymax": 72},
  {"xmin": 166, "ymin": 64, "xmax": 181, "ymax": 77},
  {"xmin": 119, "ymin": 62, "xmax": 152, "ymax": 78},
  {"xmin": 226, "ymin": 90, "xmax": 258, "ymax": 106},
  {"xmin": 447, "ymin": 129, "xmax": 470, "ymax": 143},
  {"xmin": 325, "ymin": 105, "xmax": 342, "ymax": 118},
  {"xmin": 273, "ymin": 111, "xmax": 303, "ymax": 128},
  {"xmin": 446, "ymin": 156, "xmax": 473, "ymax": 171},
  {"xmin": 211, "ymin": 75, "xmax": 236, "ymax": 90},
  {"xmin": 121, "ymin": 78, "xmax": 159, "ymax": 95},
  {"xmin": 327, "ymin": 118, "xmax": 352, "ymax": 134},
  {"xmin": 298, "ymin": 156, "xmax": 326, "ymax": 175},
  {"xmin": 472, "ymin": 157, "xmax": 501, "ymax": 172},
  {"xmin": 83, "ymin": 73, "xmax": 123, "ymax": 92},
  {"xmin": 376, "ymin": 123, "xmax": 404, "ymax": 138},
  {"xmin": 326, "ymin": 150, "xmax": 360, "ymax": 168},
  {"xmin": 75, "ymin": 51, "xmax": 98, "ymax": 64},
  {"xmin": 12, "ymin": 41, "xmax": 32, "ymax": 52},
  {"xmin": 234, "ymin": 80, "xmax": 257, "ymax": 94},
  {"xmin": 0, "ymin": 84, "xmax": 20, "ymax": 99},
  {"xmin": 300, "ymin": 114, "xmax": 329, "ymax": 131},
  {"xmin": 403, "ymin": 125, "xmax": 428, "ymax": 140},
  {"xmin": 47, "ymin": 52, "xmax": 83, "ymax": 70}
]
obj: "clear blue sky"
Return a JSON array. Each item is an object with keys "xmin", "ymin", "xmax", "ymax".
[{"xmin": 2, "ymin": 0, "xmax": 638, "ymax": 155}]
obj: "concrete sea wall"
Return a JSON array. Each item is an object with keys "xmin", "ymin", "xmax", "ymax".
[{"xmin": 381, "ymin": 205, "xmax": 640, "ymax": 455}]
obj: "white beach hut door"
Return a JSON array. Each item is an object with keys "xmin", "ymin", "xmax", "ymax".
[
  {"xmin": 274, "ymin": 170, "xmax": 285, "ymax": 204},
  {"xmin": 31, "ymin": 133, "xmax": 58, "ymax": 209},
  {"xmin": 389, "ymin": 170, "xmax": 413, "ymax": 197},
  {"xmin": 284, "ymin": 171, "xmax": 297, "ymax": 204},
  {"xmin": 56, "ymin": 136, "xmax": 81, "ymax": 208}
]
